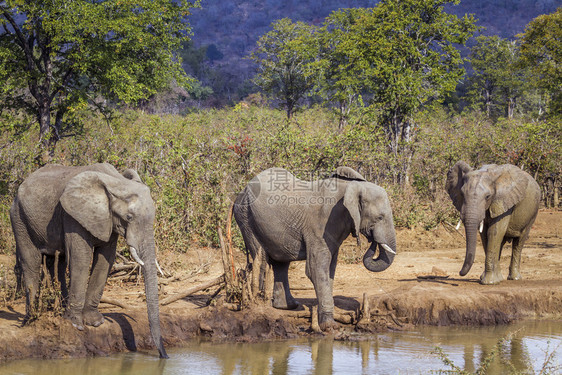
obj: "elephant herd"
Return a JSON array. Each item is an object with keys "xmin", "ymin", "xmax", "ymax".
[{"xmin": 8, "ymin": 161, "xmax": 541, "ymax": 358}]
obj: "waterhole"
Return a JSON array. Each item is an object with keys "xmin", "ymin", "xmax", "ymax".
[{"xmin": 0, "ymin": 320, "xmax": 560, "ymax": 374}]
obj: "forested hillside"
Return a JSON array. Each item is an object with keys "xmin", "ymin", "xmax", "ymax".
[{"xmin": 184, "ymin": 0, "xmax": 560, "ymax": 105}]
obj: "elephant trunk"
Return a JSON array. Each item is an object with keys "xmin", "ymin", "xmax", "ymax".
[
  {"xmin": 140, "ymin": 241, "xmax": 168, "ymax": 359},
  {"xmin": 363, "ymin": 238, "xmax": 396, "ymax": 272},
  {"xmin": 460, "ymin": 216, "xmax": 479, "ymax": 276}
]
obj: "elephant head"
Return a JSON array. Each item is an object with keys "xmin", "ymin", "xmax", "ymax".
[
  {"xmin": 340, "ymin": 171, "xmax": 397, "ymax": 272},
  {"xmin": 60, "ymin": 171, "xmax": 168, "ymax": 358},
  {"xmin": 446, "ymin": 161, "xmax": 528, "ymax": 277}
]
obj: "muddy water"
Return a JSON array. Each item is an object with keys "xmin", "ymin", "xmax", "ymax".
[{"xmin": 1, "ymin": 320, "xmax": 560, "ymax": 375}]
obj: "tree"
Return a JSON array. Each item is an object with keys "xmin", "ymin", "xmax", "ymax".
[
  {"xmin": 343, "ymin": 0, "xmax": 477, "ymax": 183},
  {"xmin": 467, "ymin": 35, "xmax": 530, "ymax": 119},
  {"xmin": 251, "ymin": 18, "xmax": 319, "ymax": 119},
  {"xmin": 0, "ymin": 0, "xmax": 199, "ymax": 151},
  {"xmin": 518, "ymin": 7, "xmax": 562, "ymax": 116},
  {"xmin": 316, "ymin": 9, "xmax": 367, "ymax": 129}
]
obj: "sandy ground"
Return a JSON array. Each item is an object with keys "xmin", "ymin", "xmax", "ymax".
[{"xmin": 0, "ymin": 209, "xmax": 560, "ymax": 360}]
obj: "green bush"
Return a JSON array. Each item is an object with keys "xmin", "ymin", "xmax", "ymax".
[{"xmin": 0, "ymin": 106, "xmax": 559, "ymax": 256}]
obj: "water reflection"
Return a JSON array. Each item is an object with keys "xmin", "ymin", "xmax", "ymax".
[{"xmin": 0, "ymin": 320, "xmax": 560, "ymax": 375}]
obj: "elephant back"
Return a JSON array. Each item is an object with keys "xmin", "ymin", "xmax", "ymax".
[
  {"xmin": 331, "ymin": 167, "xmax": 366, "ymax": 181},
  {"xmin": 15, "ymin": 163, "xmax": 121, "ymax": 240}
]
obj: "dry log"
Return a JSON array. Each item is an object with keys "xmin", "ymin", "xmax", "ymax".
[
  {"xmin": 223, "ymin": 303, "xmax": 241, "ymax": 311},
  {"xmin": 225, "ymin": 207, "xmax": 236, "ymax": 281},
  {"xmin": 159, "ymin": 275, "xmax": 181, "ymax": 285},
  {"xmin": 359, "ymin": 292, "xmax": 370, "ymax": 324},
  {"xmin": 160, "ymin": 275, "xmax": 225, "ymax": 306},
  {"xmin": 111, "ymin": 263, "xmax": 136, "ymax": 273},
  {"xmin": 311, "ymin": 306, "xmax": 322, "ymax": 333},
  {"xmin": 218, "ymin": 228, "xmax": 234, "ymax": 287},
  {"xmin": 334, "ymin": 314, "xmax": 353, "ymax": 325},
  {"xmin": 100, "ymin": 297, "xmax": 127, "ymax": 309}
]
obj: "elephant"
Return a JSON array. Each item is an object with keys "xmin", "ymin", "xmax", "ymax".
[
  {"xmin": 233, "ymin": 166, "xmax": 397, "ymax": 330},
  {"xmin": 446, "ymin": 161, "xmax": 541, "ymax": 285},
  {"xmin": 10, "ymin": 163, "xmax": 168, "ymax": 358}
]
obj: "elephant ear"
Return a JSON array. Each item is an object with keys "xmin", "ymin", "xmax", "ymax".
[
  {"xmin": 122, "ymin": 168, "xmax": 143, "ymax": 183},
  {"xmin": 60, "ymin": 171, "xmax": 127, "ymax": 242},
  {"xmin": 332, "ymin": 166, "xmax": 366, "ymax": 181},
  {"xmin": 445, "ymin": 161, "xmax": 472, "ymax": 212},
  {"xmin": 343, "ymin": 181, "xmax": 363, "ymax": 243},
  {"xmin": 489, "ymin": 165, "xmax": 528, "ymax": 218}
]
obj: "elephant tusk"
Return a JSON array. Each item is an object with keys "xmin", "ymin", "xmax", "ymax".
[
  {"xmin": 130, "ymin": 247, "xmax": 145, "ymax": 267},
  {"xmin": 479, "ymin": 221, "xmax": 484, "ymax": 233},
  {"xmin": 380, "ymin": 243, "xmax": 396, "ymax": 255},
  {"xmin": 156, "ymin": 259, "xmax": 164, "ymax": 277},
  {"xmin": 455, "ymin": 220, "xmax": 462, "ymax": 230}
]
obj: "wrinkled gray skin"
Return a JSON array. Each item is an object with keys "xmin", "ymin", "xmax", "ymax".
[
  {"xmin": 446, "ymin": 161, "xmax": 541, "ymax": 285},
  {"xmin": 10, "ymin": 163, "xmax": 168, "ymax": 358},
  {"xmin": 234, "ymin": 167, "xmax": 397, "ymax": 330}
]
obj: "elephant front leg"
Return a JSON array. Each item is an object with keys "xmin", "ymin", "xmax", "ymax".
[
  {"xmin": 65, "ymin": 241, "xmax": 93, "ymax": 330},
  {"xmin": 480, "ymin": 220, "xmax": 509, "ymax": 285},
  {"xmin": 83, "ymin": 238, "xmax": 117, "ymax": 327},
  {"xmin": 305, "ymin": 248, "xmax": 337, "ymax": 331}
]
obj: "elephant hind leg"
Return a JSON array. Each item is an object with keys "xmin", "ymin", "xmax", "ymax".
[
  {"xmin": 13, "ymin": 236, "xmax": 42, "ymax": 323},
  {"xmin": 83, "ymin": 238, "xmax": 117, "ymax": 327},
  {"xmin": 271, "ymin": 260, "xmax": 299, "ymax": 310},
  {"xmin": 508, "ymin": 231, "xmax": 530, "ymax": 281},
  {"xmin": 237, "ymin": 224, "xmax": 267, "ymax": 299}
]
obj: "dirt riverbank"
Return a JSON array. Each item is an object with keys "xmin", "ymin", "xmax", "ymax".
[{"xmin": 0, "ymin": 209, "xmax": 560, "ymax": 360}]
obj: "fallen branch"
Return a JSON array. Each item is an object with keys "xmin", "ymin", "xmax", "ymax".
[
  {"xmin": 223, "ymin": 302, "xmax": 241, "ymax": 311},
  {"xmin": 358, "ymin": 292, "xmax": 370, "ymax": 325},
  {"xmin": 100, "ymin": 297, "xmax": 127, "ymax": 309},
  {"xmin": 288, "ymin": 309, "xmax": 354, "ymax": 323},
  {"xmin": 160, "ymin": 275, "xmax": 225, "ymax": 306},
  {"xmin": 371, "ymin": 311, "xmax": 404, "ymax": 327},
  {"xmin": 159, "ymin": 275, "xmax": 181, "ymax": 285},
  {"xmin": 218, "ymin": 227, "xmax": 236, "ymax": 285},
  {"xmin": 443, "ymin": 221, "xmax": 465, "ymax": 239},
  {"xmin": 311, "ymin": 305, "xmax": 322, "ymax": 333}
]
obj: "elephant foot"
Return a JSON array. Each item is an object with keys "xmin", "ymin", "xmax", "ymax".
[
  {"xmin": 272, "ymin": 288, "xmax": 300, "ymax": 310},
  {"xmin": 480, "ymin": 270, "xmax": 503, "ymax": 285},
  {"xmin": 64, "ymin": 310, "xmax": 85, "ymax": 331},
  {"xmin": 508, "ymin": 270, "xmax": 522, "ymax": 281},
  {"xmin": 83, "ymin": 309, "xmax": 105, "ymax": 327},
  {"xmin": 319, "ymin": 314, "xmax": 338, "ymax": 332},
  {"xmin": 21, "ymin": 313, "xmax": 36, "ymax": 327},
  {"xmin": 272, "ymin": 297, "xmax": 300, "ymax": 310}
]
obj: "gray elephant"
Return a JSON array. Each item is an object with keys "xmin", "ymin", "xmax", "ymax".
[
  {"xmin": 446, "ymin": 161, "xmax": 541, "ymax": 285},
  {"xmin": 233, "ymin": 167, "xmax": 397, "ymax": 330},
  {"xmin": 10, "ymin": 163, "xmax": 168, "ymax": 358}
]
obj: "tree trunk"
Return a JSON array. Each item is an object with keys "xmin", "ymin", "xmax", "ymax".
[
  {"xmin": 38, "ymin": 102, "xmax": 51, "ymax": 146},
  {"xmin": 485, "ymin": 89, "xmax": 491, "ymax": 117}
]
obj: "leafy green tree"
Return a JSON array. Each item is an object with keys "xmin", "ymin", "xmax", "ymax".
[
  {"xmin": 251, "ymin": 18, "xmax": 320, "ymax": 119},
  {"xmin": 342, "ymin": 0, "xmax": 477, "ymax": 183},
  {"xmin": 316, "ymin": 9, "xmax": 367, "ymax": 129},
  {"xmin": 0, "ymin": 0, "xmax": 199, "ymax": 151},
  {"xmin": 357, "ymin": 0, "xmax": 476, "ymax": 150},
  {"xmin": 467, "ymin": 36, "xmax": 530, "ymax": 119},
  {"xmin": 519, "ymin": 7, "xmax": 562, "ymax": 116}
]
